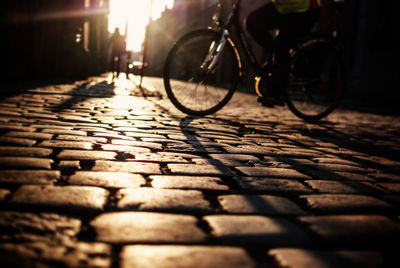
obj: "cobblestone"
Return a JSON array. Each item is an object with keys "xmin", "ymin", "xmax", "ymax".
[
  {"xmin": 377, "ymin": 182, "xmax": 400, "ymax": 193},
  {"xmin": 370, "ymin": 172, "xmax": 400, "ymax": 182},
  {"xmin": 192, "ymin": 158, "xmax": 242, "ymax": 167},
  {"xmin": 56, "ymin": 134, "xmax": 108, "ymax": 143},
  {"xmin": 312, "ymin": 163, "xmax": 368, "ymax": 173},
  {"xmin": 58, "ymin": 160, "xmax": 82, "ymax": 170},
  {"xmin": 204, "ymin": 215, "xmax": 313, "ymax": 246},
  {"xmin": 0, "ymin": 125, "xmax": 39, "ymax": 133},
  {"xmin": 166, "ymin": 143, "xmax": 222, "ymax": 153},
  {"xmin": 0, "ymin": 170, "xmax": 60, "ymax": 185},
  {"xmin": 40, "ymin": 129, "xmax": 87, "ymax": 136},
  {"xmin": 101, "ymin": 144, "xmax": 152, "ymax": 153},
  {"xmin": 0, "ymin": 136, "xmax": 37, "ymax": 146},
  {"xmin": 0, "ymin": 189, "xmax": 11, "ymax": 200},
  {"xmin": 117, "ymin": 188, "xmax": 212, "ymax": 213},
  {"xmin": 9, "ymin": 185, "xmax": 108, "ymax": 211},
  {"xmin": 92, "ymin": 160, "xmax": 162, "ymax": 174},
  {"xmin": 237, "ymin": 177, "xmax": 313, "ymax": 194},
  {"xmin": 224, "ymin": 145, "xmax": 275, "ymax": 155},
  {"xmin": 269, "ymin": 248, "xmax": 386, "ymax": 268},
  {"xmin": 304, "ymin": 170, "xmax": 376, "ymax": 181},
  {"xmin": 58, "ymin": 150, "xmax": 117, "ymax": 160},
  {"xmin": 0, "ymin": 76, "xmax": 399, "ymax": 266},
  {"xmin": 168, "ymin": 164, "xmax": 233, "ymax": 176},
  {"xmin": 299, "ymin": 215, "xmax": 400, "ymax": 244},
  {"xmin": 0, "ymin": 146, "xmax": 52, "ymax": 157},
  {"xmin": 0, "ymin": 157, "xmax": 53, "ymax": 169},
  {"xmin": 121, "ymin": 245, "xmax": 255, "ymax": 268},
  {"xmin": 305, "ymin": 180, "xmax": 385, "ymax": 193},
  {"xmin": 128, "ymin": 152, "xmax": 190, "ymax": 163},
  {"xmin": 0, "ymin": 242, "xmax": 111, "ymax": 268},
  {"xmin": 209, "ymin": 153, "xmax": 261, "ymax": 162},
  {"xmin": 300, "ymin": 194, "xmax": 395, "ymax": 213},
  {"xmin": 236, "ymin": 167, "xmax": 311, "ymax": 179},
  {"xmin": 4, "ymin": 131, "xmax": 54, "ymax": 140},
  {"xmin": 150, "ymin": 175, "xmax": 229, "ymax": 191},
  {"xmin": 0, "ymin": 211, "xmax": 81, "ymax": 244},
  {"xmin": 38, "ymin": 140, "xmax": 93, "ymax": 149},
  {"xmin": 111, "ymin": 139, "xmax": 163, "ymax": 150},
  {"xmin": 69, "ymin": 171, "xmax": 146, "ymax": 188},
  {"xmin": 90, "ymin": 212, "xmax": 206, "ymax": 244},
  {"xmin": 218, "ymin": 194, "xmax": 305, "ymax": 215}
]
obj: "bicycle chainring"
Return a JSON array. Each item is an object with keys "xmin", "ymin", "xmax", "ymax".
[{"xmin": 254, "ymin": 75, "xmax": 272, "ymax": 97}]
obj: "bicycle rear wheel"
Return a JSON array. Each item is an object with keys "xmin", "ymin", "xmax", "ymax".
[
  {"xmin": 285, "ymin": 40, "xmax": 344, "ymax": 120},
  {"xmin": 164, "ymin": 29, "xmax": 240, "ymax": 116}
]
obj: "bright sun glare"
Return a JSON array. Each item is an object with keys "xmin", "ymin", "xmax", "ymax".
[{"xmin": 108, "ymin": 0, "xmax": 174, "ymax": 52}]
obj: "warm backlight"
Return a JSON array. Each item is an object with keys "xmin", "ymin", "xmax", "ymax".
[{"xmin": 108, "ymin": 0, "xmax": 173, "ymax": 52}]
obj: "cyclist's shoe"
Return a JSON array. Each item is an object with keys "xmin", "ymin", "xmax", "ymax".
[{"xmin": 258, "ymin": 96, "xmax": 285, "ymax": 107}]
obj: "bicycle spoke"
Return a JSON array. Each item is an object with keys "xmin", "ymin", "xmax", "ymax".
[
  {"xmin": 285, "ymin": 41, "xmax": 343, "ymax": 120},
  {"xmin": 164, "ymin": 29, "xmax": 239, "ymax": 115}
]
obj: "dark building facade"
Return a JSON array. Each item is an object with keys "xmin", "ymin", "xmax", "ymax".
[
  {"xmin": 145, "ymin": 0, "xmax": 399, "ymax": 104},
  {"xmin": 349, "ymin": 1, "xmax": 399, "ymax": 105},
  {"xmin": 1, "ymin": 0, "xmax": 109, "ymax": 82}
]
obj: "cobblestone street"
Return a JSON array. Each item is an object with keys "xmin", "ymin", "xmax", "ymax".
[{"xmin": 0, "ymin": 74, "xmax": 399, "ymax": 267}]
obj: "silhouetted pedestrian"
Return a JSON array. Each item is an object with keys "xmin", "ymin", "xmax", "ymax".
[{"xmin": 109, "ymin": 28, "xmax": 126, "ymax": 78}]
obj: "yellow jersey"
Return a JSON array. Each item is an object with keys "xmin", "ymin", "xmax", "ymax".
[{"xmin": 274, "ymin": 0, "xmax": 321, "ymax": 14}]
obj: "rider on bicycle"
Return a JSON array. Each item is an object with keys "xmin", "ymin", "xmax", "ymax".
[{"xmin": 245, "ymin": 0, "xmax": 324, "ymax": 107}]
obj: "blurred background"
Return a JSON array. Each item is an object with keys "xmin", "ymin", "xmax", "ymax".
[{"xmin": 1, "ymin": 0, "xmax": 399, "ymax": 110}]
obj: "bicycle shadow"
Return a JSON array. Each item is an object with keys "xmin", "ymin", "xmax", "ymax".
[
  {"xmin": 293, "ymin": 121, "xmax": 400, "ymax": 177},
  {"xmin": 156, "ymin": 94, "xmax": 398, "ymax": 192},
  {"xmin": 50, "ymin": 80, "xmax": 116, "ymax": 112},
  {"xmin": 176, "ymin": 112, "xmax": 398, "ymax": 200},
  {"xmin": 306, "ymin": 120, "xmax": 397, "ymax": 158},
  {"xmin": 146, "ymin": 96, "xmax": 400, "ymax": 253},
  {"xmin": 177, "ymin": 116, "xmax": 296, "ymax": 216},
  {"xmin": 0, "ymin": 78, "xmax": 78, "ymax": 102}
]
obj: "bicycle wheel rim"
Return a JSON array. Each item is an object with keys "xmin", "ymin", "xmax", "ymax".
[
  {"xmin": 164, "ymin": 30, "xmax": 239, "ymax": 116},
  {"xmin": 286, "ymin": 41, "xmax": 343, "ymax": 120}
]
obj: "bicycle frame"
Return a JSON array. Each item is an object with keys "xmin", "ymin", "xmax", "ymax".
[{"xmin": 214, "ymin": 0, "xmax": 266, "ymax": 79}]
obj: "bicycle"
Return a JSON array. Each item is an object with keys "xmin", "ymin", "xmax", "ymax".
[{"xmin": 163, "ymin": 0, "xmax": 344, "ymax": 120}]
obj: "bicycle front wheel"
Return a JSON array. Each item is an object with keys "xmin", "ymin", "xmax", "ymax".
[
  {"xmin": 285, "ymin": 40, "xmax": 344, "ymax": 120},
  {"xmin": 164, "ymin": 29, "xmax": 240, "ymax": 116}
]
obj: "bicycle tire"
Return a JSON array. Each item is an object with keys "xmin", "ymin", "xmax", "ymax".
[
  {"xmin": 163, "ymin": 29, "xmax": 240, "ymax": 116},
  {"xmin": 285, "ymin": 39, "xmax": 344, "ymax": 120}
]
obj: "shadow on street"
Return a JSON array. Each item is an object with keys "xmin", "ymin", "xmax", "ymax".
[{"xmin": 50, "ymin": 81, "xmax": 116, "ymax": 112}]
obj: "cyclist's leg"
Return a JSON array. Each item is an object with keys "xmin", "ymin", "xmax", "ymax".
[
  {"xmin": 245, "ymin": 3, "xmax": 279, "ymax": 53},
  {"xmin": 246, "ymin": 3, "xmax": 284, "ymax": 106},
  {"xmin": 272, "ymin": 10, "xmax": 320, "ymax": 99},
  {"xmin": 116, "ymin": 56, "xmax": 121, "ymax": 78},
  {"xmin": 110, "ymin": 56, "xmax": 115, "ymax": 72}
]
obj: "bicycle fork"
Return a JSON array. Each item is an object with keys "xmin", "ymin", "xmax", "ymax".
[{"xmin": 200, "ymin": 29, "xmax": 229, "ymax": 75}]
